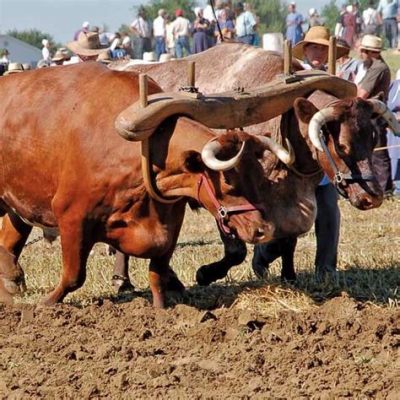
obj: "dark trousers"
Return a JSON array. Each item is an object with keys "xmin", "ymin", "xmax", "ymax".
[
  {"xmin": 134, "ymin": 37, "xmax": 152, "ymax": 60},
  {"xmin": 383, "ymin": 18, "xmax": 398, "ymax": 48},
  {"xmin": 252, "ymin": 183, "xmax": 340, "ymax": 277},
  {"xmin": 372, "ymin": 127, "xmax": 393, "ymax": 193},
  {"xmin": 237, "ymin": 34, "xmax": 254, "ymax": 45}
]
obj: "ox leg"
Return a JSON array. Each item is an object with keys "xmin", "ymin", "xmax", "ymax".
[
  {"xmin": 279, "ymin": 237, "xmax": 297, "ymax": 282},
  {"xmin": 252, "ymin": 237, "xmax": 298, "ymax": 282},
  {"xmin": 112, "ymin": 250, "xmax": 135, "ymax": 293},
  {"xmin": 0, "ymin": 212, "xmax": 32, "ymax": 295},
  {"xmin": 196, "ymin": 227, "xmax": 247, "ymax": 286},
  {"xmin": 41, "ymin": 218, "xmax": 93, "ymax": 305},
  {"xmin": 149, "ymin": 257, "xmax": 185, "ymax": 309}
]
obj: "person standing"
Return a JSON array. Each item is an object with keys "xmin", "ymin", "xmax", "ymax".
[
  {"xmin": 357, "ymin": 34, "xmax": 393, "ymax": 194},
  {"xmin": 130, "ymin": 7, "xmax": 152, "ymax": 59},
  {"xmin": 41, "ymin": 39, "xmax": 52, "ymax": 65},
  {"xmin": 285, "ymin": 2, "xmax": 304, "ymax": 45},
  {"xmin": 376, "ymin": 0, "xmax": 398, "ymax": 48},
  {"xmin": 308, "ymin": 8, "xmax": 323, "ymax": 28},
  {"xmin": 362, "ymin": 0, "xmax": 382, "ymax": 35},
  {"xmin": 235, "ymin": 2, "xmax": 257, "ymax": 45},
  {"xmin": 153, "ymin": 9, "xmax": 167, "ymax": 61},
  {"xmin": 73, "ymin": 21, "xmax": 90, "ymax": 40},
  {"xmin": 171, "ymin": 9, "xmax": 191, "ymax": 58},
  {"xmin": 252, "ymin": 26, "xmax": 348, "ymax": 282},
  {"xmin": 340, "ymin": 5, "xmax": 357, "ymax": 48},
  {"xmin": 336, "ymin": 38, "xmax": 361, "ymax": 82},
  {"xmin": 192, "ymin": 7, "xmax": 210, "ymax": 54}
]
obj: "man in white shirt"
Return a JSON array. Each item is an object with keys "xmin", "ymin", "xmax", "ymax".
[
  {"xmin": 171, "ymin": 9, "xmax": 191, "ymax": 58},
  {"xmin": 153, "ymin": 9, "xmax": 167, "ymax": 60},
  {"xmin": 130, "ymin": 7, "xmax": 152, "ymax": 59},
  {"xmin": 235, "ymin": 2, "xmax": 257, "ymax": 45}
]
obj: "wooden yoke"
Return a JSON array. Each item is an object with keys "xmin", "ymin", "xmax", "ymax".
[
  {"xmin": 115, "ymin": 70, "xmax": 357, "ymax": 142},
  {"xmin": 328, "ymin": 36, "xmax": 337, "ymax": 75},
  {"xmin": 139, "ymin": 73, "xmax": 182, "ymax": 204}
]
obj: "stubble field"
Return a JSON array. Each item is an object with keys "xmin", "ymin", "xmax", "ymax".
[{"xmin": 0, "ymin": 195, "xmax": 399, "ymax": 399}]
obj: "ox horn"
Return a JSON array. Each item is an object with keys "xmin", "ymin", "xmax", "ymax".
[
  {"xmin": 257, "ymin": 136, "xmax": 295, "ymax": 166},
  {"xmin": 308, "ymin": 107, "xmax": 337, "ymax": 152},
  {"xmin": 201, "ymin": 139, "xmax": 246, "ymax": 171},
  {"xmin": 367, "ymin": 99, "xmax": 400, "ymax": 136}
]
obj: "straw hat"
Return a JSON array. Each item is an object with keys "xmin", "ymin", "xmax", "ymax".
[
  {"xmin": 4, "ymin": 62, "xmax": 24, "ymax": 76},
  {"xmin": 143, "ymin": 51, "xmax": 157, "ymax": 62},
  {"xmin": 292, "ymin": 26, "xmax": 348, "ymax": 60},
  {"xmin": 97, "ymin": 51, "xmax": 112, "ymax": 64},
  {"xmin": 359, "ymin": 34, "xmax": 384, "ymax": 52},
  {"xmin": 67, "ymin": 32, "xmax": 108, "ymax": 56},
  {"xmin": 159, "ymin": 53, "xmax": 172, "ymax": 62},
  {"xmin": 52, "ymin": 49, "xmax": 67, "ymax": 62}
]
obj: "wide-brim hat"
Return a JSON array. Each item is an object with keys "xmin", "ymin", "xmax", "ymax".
[
  {"xmin": 359, "ymin": 34, "xmax": 384, "ymax": 52},
  {"xmin": 97, "ymin": 51, "xmax": 112, "ymax": 64},
  {"xmin": 143, "ymin": 51, "xmax": 157, "ymax": 62},
  {"xmin": 67, "ymin": 32, "xmax": 108, "ymax": 56},
  {"xmin": 4, "ymin": 62, "xmax": 24, "ymax": 75},
  {"xmin": 292, "ymin": 26, "xmax": 348, "ymax": 60}
]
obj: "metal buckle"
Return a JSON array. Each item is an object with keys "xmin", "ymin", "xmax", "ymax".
[
  {"xmin": 335, "ymin": 172, "xmax": 344, "ymax": 184},
  {"xmin": 218, "ymin": 206, "xmax": 228, "ymax": 219}
]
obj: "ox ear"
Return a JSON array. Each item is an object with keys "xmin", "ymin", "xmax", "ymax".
[
  {"xmin": 293, "ymin": 98, "xmax": 319, "ymax": 124},
  {"xmin": 183, "ymin": 151, "xmax": 205, "ymax": 173}
]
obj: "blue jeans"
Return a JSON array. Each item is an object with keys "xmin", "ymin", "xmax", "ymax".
[
  {"xmin": 155, "ymin": 36, "xmax": 166, "ymax": 60},
  {"xmin": 383, "ymin": 18, "xmax": 398, "ymax": 48},
  {"xmin": 175, "ymin": 36, "xmax": 191, "ymax": 58},
  {"xmin": 237, "ymin": 34, "xmax": 255, "ymax": 45}
]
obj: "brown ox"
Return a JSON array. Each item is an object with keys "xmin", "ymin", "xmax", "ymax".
[
  {"xmin": 110, "ymin": 43, "xmax": 398, "ymax": 286},
  {"xmin": 0, "ymin": 62, "xmax": 296, "ymax": 307}
]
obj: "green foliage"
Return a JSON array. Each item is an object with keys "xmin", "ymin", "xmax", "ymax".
[
  {"xmin": 137, "ymin": 0, "xmax": 196, "ymax": 21},
  {"xmin": 321, "ymin": 0, "xmax": 340, "ymax": 33},
  {"xmin": 245, "ymin": 0, "xmax": 287, "ymax": 34},
  {"xmin": 6, "ymin": 28, "xmax": 56, "ymax": 50}
]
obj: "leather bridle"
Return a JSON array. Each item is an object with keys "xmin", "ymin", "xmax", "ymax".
[
  {"xmin": 196, "ymin": 173, "xmax": 259, "ymax": 238},
  {"xmin": 317, "ymin": 129, "xmax": 375, "ymax": 198}
]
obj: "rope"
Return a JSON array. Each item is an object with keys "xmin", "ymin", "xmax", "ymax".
[
  {"xmin": 210, "ymin": 0, "xmax": 223, "ymax": 42},
  {"xmin": 25, "ymin": 235, "xmax": 44, "ymax": 247},
  {"xmin": 374, "ymin": 144, "xmax": 400, "ymax": 151}
]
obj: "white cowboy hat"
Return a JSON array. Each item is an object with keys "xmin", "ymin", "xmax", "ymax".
[{"xmin": 143, "ymin": 51, "xmax": 157, "ymax": 62}]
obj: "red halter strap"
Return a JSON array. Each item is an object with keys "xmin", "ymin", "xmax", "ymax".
[{"xmin": 196, "ymin": 173, "xmax": 259, "ymax": 238}]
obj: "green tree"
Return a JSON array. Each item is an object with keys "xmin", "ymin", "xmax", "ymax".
[
  {"xmin": 246, "ymin": 0, "xmax": 287, "ymax": 34},
  {"xmin": 6, "ymin": 28, "xmax": 57, "ymax": 50},
  {"xmin": 321, "ymin": 0, "xmax": 340, "ymax": 33}
]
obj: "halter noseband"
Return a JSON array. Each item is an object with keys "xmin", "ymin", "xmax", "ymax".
[{"xmin": 196, "ymin": 173, "xmax": 260, "ymax": 238}]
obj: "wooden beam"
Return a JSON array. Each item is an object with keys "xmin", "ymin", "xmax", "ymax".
[
  {"xmin": 328, "ymin": 36, "xmax": 337, "ymax": 75},
  {"xmin": 139, "ymin": 73, "xmax": 148, "ymax": 108},
  {"xmin": 284, "ymin": 40, "xmax": 292, "ymax": 76}
]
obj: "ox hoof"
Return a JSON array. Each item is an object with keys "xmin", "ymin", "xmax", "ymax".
[
  {"xmin": 196, "ymin": 265, "xmax": 226, "ymax": 286},
  {"xmin": 112, "ymin": 275, "xmax": 135, "ymax": 294},
  {"xmin": 0, "ymin": 276, "xmax": 26, "ymax": 295},
  {"xmin": 165, "ymin": 273, "xmax": 185, "ymax": 293},
  {"xmin": 0, "ymin": 283, "xmax": 14, "ymax": 305}
]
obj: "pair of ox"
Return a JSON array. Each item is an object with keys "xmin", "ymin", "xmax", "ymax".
[
  {"xmin": 0, "ymin": 60, "xmax": 317, "ymax": 308},
  {"xmin": 110, "ymin": 43, "xmax": 399, "ymax": 289}
]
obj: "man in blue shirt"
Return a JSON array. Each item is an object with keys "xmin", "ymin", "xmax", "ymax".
[{"xmin": 377, "ymin": 0, "xmax": 398, "ymax": 48}]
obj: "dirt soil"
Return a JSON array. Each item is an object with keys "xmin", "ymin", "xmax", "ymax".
[{"xmin": 1, "ymin": 292, "xmax": 399, "ymax": 399}]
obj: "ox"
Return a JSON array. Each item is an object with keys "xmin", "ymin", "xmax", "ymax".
[
  {"xmin": 110, "ymin": 43, "xmax": 398, "ymax": 287},
  {"xmin": 0, "ymin": 62, "xmax": 297, "ymax": 308}
]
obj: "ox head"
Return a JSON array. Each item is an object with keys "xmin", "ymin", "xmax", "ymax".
[
  {"xmin": 127, "ymin": 117, "xmax": 294, "ymax": 244},
  {"xmin": 293, "ymin": 96, "xmax": 399, "ymax": 209}
]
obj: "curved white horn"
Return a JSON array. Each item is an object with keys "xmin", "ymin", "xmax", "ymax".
[
  {"xmin": 308, "ymin": 107, "xmax": 337, "ymax": 152},
  {"xmin": 368, "ymin": 99, "xmax": 400, "ymax": 136},
  {"xmin": 201, "ymin": 138, "xmax": 246, "ymax": 171},
  {"xmin": 257, "ymin": 136, "xmax": 295, "ymax": 166}
]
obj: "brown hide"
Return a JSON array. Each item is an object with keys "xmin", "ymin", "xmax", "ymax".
[
  {"xmin": 0, "ymin": 62, "xmax": 277, "ymax": 306},
  {"xmin": 113, "ymin": 42, "xmax": 383, "ymax": 210}
]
